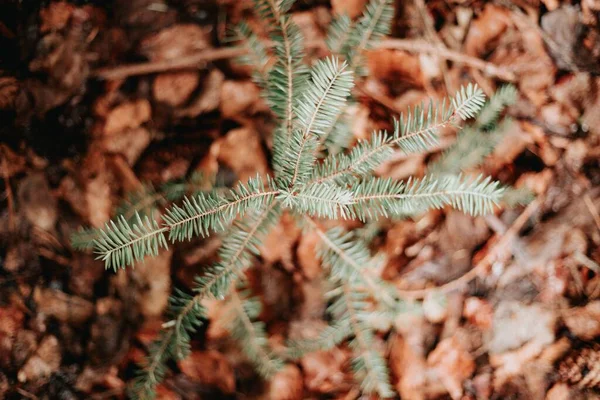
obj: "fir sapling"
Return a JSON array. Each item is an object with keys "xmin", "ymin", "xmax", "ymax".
[{"xmin": 74, "ymin": 0, "xmax": 515, "ymax": 398}]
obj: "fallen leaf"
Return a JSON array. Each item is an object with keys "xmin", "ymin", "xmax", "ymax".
[
  {"xmin": 332, "ymin": 0, "xmax": 367, "ymax": 18},
  {"xmin": 464, "ymin": 4, "xmax": 511, "ymax": 56},
  {"xmin": 176, "ymin": 69, "xmax": 224, "ymax": 118},
  {"xmin": 220, "ymin": 80, "xmax": 263, "ymax": 119},
  {"xmin": 301, "ymin": 348, "xmax": 349, "ymax": 394},
  {"xmin": 269, "ymin": 364, "xmax": 303, "ymax": 400},
  {"xmin": 0, "ymin": 76, "xmax": 18, "ymax": 110},
  {"xmin": 18, "ymin": 335, "xmax": 61, "ymax": 383},
  {"xmin": 102, "ymin": 127, "xmax": 151, "ymax": 165},
  {"xmin": 34, "ymin": 288, "xmax": 94, "ymax": 325},
  {"xmin": 39, "ymin": 2, "xmax": 75, "ymax": 33},
  {"xmin": 366, "ymin": 49, "xmax": 424, "ymax": 86},
  {"xmin": 178, "ymin": 350, "xmax": 235, "ymax": 393},
  {"xmin": 216, "ymin": 128, "xmax": 268, "ymax": 181},
  {"xmin": 563, "ymin": 301, "xmax": 600, "ymax": 340},
  {"xmin": 17, "ymin": 173, "xmax": 57, "ymax": 231},
  {"xmin": 104, "ymin": 99, "xmax": 151, "ymax": 136},
  {"xmin": 427, "ymin": 336, "xmax": 475, "ymax": 399},
  {"xmin": 153, "ymin": 71, "xmax": 199, "ymax": 107}
]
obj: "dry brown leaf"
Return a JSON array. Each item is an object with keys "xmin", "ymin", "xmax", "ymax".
[
  {"xmin": 102, "ymin": 127, "xmax": 151, "ymax": 165},
  {"xmin": 39, "ymin": 2, "xmax": 75, "ymax": 33},
  {"xmin": 260, "ymin": 213, "xmax": 300, "ymax": 269},
  {"xmin": 104, "ymin": 99, "xmax": 151, "ymax": 136},
  {"xmin": 268, "ymin": 364, "xmax": 303, "ymax": 400},
  {"xmin": 153, "ymin": 71, "xmax": 199, "ymax": 107},
  {"xmin": 301, "ymin": 349, "xmax": 349, "ymax": 394},
  {"xmin": 139, "ymin": 24, "xmax": 209, "ymax": 61},
  {"xmin": 34, "ymin": 288, "xmax": 94, "ymax": 325},
  {"xmin": 464, "ymin": 4, "xmax": 511, "ymax": 56},
  {"xmin": 178, "ymin": 350, "xmax": 235, "ymax": 393},
  {"xmin": 17, "ymin": 173, "xmax": 57, "ymax": 231},
  {"xmin": 0, "ymin": 76, "xmax": 18, "ymax": 110},
  {"xmin": 216, "ymin": 128, "xmax": 268, "ymax": 181},
  {"xmin": 366, "ymin": 49, "xmax": 424, "ymax": 86},
  {"xmin": 176, "ymin": 69, "xmax": 224, "ymax": 118},
  {"xmin": 427, "ymin": 336, "xmax": 475, "ymax": 399},
  {"xmin": 563, "ymin": 301, "xmax": 600, "ymax": 340},
  {"xmin": 389, "ymin": 332, "xmax": 429, "ymax": 400},
  {"xmin": 292, "ymin": 11, "xmax": 323, "ymax": 46},
  {"xmin": 131, "ymin": 250, "xmax": 173, "ymax": 318},
  {"xmin": 332, "ymin": 0, "xmax": 367, "ymax": 18},
  {"xmin": 220, "ymin": 80, "xmax": 263, "ymax": 119},
  {"xmin": 17, "ymin": 335, "xmax": 61, "ymax": 383}
]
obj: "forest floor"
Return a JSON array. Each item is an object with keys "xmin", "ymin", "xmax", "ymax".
[{"xmin": 1, "ymin": 0, "xmax": 600, "ymax": 399}]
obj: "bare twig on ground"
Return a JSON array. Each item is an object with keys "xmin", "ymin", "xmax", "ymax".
[
  {"xmin": 91, "ymin": 40, "xmax": 514, "ymax": 83},
  {"xmin": 378, "ymin": 40, "xmax": 517, "ymax": 81},
  {"xmin": 92, "ymin": 47, "xmax": 248, "ymax": 80}
]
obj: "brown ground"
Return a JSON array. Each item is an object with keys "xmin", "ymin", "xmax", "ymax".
[{"xmin": 1, "ymin": 0, "xmax": 600, "ymax": 399}]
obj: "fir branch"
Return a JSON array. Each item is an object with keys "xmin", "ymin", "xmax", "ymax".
[
  {"xmin": 228, "ymin": 289, "xmax": 284, "ymax": 377},
  {"xmin": 322, "ymin": 111, "xmax": 354, "ymax": 155},
  {"xmin": 70, "ymin": 226, "xmax": 102, "ymax": 251},
  {"xmin": 285, "ymin": 57, "xmax": 354, "ymax": 186},
  {"xmin": 129, "ymin": 329, "xmax": 175, "ymax": 400},
  {"xmin": 313, "ymin": 224, "xmax": 398, "ymax": 310},
  {"xmin": 163, "ymin": 176, "xmax": 277, "ymax": 242},
  {"xmin": 116, "ymin": 184, "xmax": 164, "ymax": 221},
  {"xmin": 256, "ymin": 0, "xmax": 306, "ymax": 134},
  {"xmin": 340, "ymin": 285, "xmax": 394, "ymax": 398},
  {"xmin": 428, "ymin": 119, "xmax": 511, "ymax": 176},
  {"xmin": 161, "ymin": 172, "xmax": 210, "ymax": 201},
  {"xmin": 296, "ymin": 57, "xmax": 354, "ymax": 138},
  {"xmin": 194, "ymin": 202, "xmax": 282, "ymax": 298},
  {"xmin": 279, "ymin": 183, "xmax": 354, "ymax": 219},
  {"xmin": 230, "ymin": 22, "xmax": 271, "ymax": 86},
  {"xmin": 130, "ymin": 290, "xmax": 207, "ymax": 399},
  {"xmin": 311, "ymin": 130, "xmax": 394, "ymax": 185},
  {"xmin": 94, "ymin": 214, "xmax": 169, "ymax": 272},
  {"xmin": 344, "ymin": 0, "xmax": 394, "ymax": 73},
  {"xmin": 351, "ymin": 174, "xmax": 504, "ymax": 218},
  {"xmin": 287, "ymin": 320, "xmax": 353, "ymax": 358},
  {"xmin": 475, "ymin": 84, "xmax": 517, "ymax": 130},
  {"xmin": 326, "ymin": 14, "xmax": 353, "ymax": 54},
  {"xmin": 310, "ymin": 84, "xmax": 486, "ymax": 188}
]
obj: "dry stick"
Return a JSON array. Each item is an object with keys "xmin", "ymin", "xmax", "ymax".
[
  {"xmin": 91, "ymin": 40, "xmax": 513, "ymax": 82},
  {"xmin": 396, "ymin": 199, "xmax": 539, "ymax": 299},
  {"xmin": 92, "ymin": 47, "xmax": 248, "ymax": 80},
  {"xmin": 378, "ymin": 39, "xmax": 517, "ymax": 82}
]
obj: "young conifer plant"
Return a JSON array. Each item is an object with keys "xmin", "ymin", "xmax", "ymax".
[{"xmin": 75, "ymin": 0, "xmax": 517, "ymax": 398}]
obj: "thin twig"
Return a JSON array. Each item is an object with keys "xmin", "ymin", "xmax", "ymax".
[
  {"xmin": 396, "ymin": 199, "xmax": 539, "ymax": 299},
  {"xmin": 378, "ymin": 39, "xmax": 517, "ymax": 81},
  {"xmin": 92, "ymin": 39, "xmax": 514, "ymax": 83},
  {"xmin": 583, "ymin": 194, "xmax": 600, "ymax": 233},
  {"xmin": 92, "ymin": 47, "xmax": 248, "ymax": 80}
]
